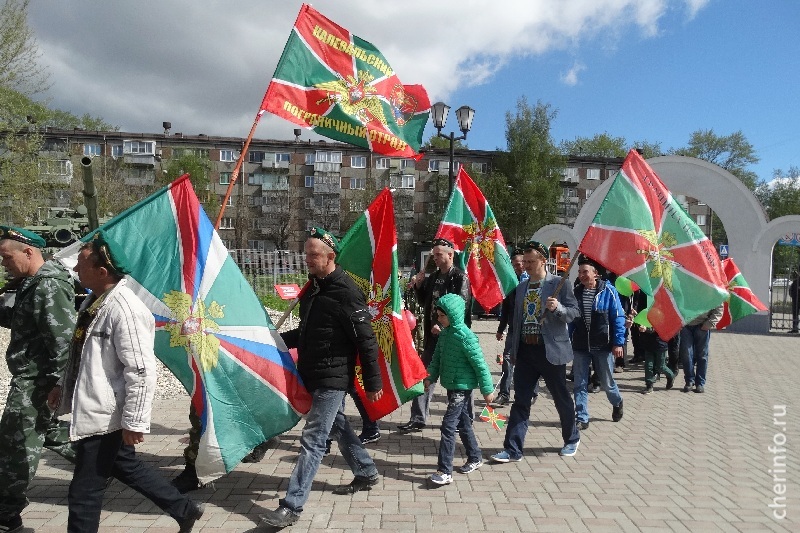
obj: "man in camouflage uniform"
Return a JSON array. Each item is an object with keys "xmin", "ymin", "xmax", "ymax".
[{"xmin": 0, "ymin": 226, "xmax": 76, "ymax": 533}]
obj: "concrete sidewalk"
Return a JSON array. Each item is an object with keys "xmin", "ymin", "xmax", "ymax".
[{"xmin": 19, "ymin": 321, "xmax": 800, "ymax": 532}]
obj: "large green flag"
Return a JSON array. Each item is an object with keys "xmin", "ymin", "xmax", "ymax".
[
  {"xmin": 260, "ymin": 4, "xmax": 430, "ymax": 158},
  {"xmin": 578, "ymin": 150, "xmax": 728, "ymax": 340}
]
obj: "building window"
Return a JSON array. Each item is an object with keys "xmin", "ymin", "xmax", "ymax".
[
  {"xmin": 219, "ymin": 217, "xmax": 234, "ymax": 229},
  {"xmin": 351, "ymin": 156, "xmax": 366, "ymax": 168},
  {"xmin": 350, "ymin": 200, "xmax": 365, "ymax": 212},
  {"xmin": 391, "ymin": 174, "xmax": 414, "ymax": 189},
  {"xmin": 304, "ymin": 197, "xmax": 313, "ymax": 209},
  {"xmin": 585, "ymin": 189, "xmax": 593, "ymax": 198},
  {"xmin": 472, "ymin": 162, "xmax": 489, "ymax": 174},
  {"xmin": 305, "ymin": 176, "xmax": 315, "ymax": 187},
  {"xmin": 111, "ymin": 145, "xmax": 123, "ymax": 158},
  {"xmin": 219, "ymin": 172, "xmax": 231, "ymax": 185},
  {"xmin": 400, "ymin": 159, "xmax": 415, "ymax": 169},
  {"xmin": 562, "ymin": 187, "xmax": 577, "ymax": 198},
  {"xmin": 40, "ymin": 159, "xmax": 72, "ymax": 176},
  {"xmin": 565, "ymin": 167, "xmax": 579, "ymax": 181},
  {"xmin": 427, "ymin": 202, "xmax": 436, "ymax": 214},
  {"xmin": 220, "ymin": 149, "xmax": 238, "ymax": 162},
  {"xmin": 218, "ymin": 195, "xmax": 234, "ymax": 207},
  {"xmin": 275, "ymin": 153, "xmax": 290, "ymax": 163},
  {"xmin": 315, "ymin": 151, "xmax": 342, "ymax": 163},
  {"xmin": 305, "ymin": 153, "xmax": 315, "ymax": 165},
  {"xmin": 586, "ymin": 168, "xmax": 600, "ymax": 180},
  {"xmin": 428, "ymin": 160, "xmax": 441, "ymax": 172},
  {"xmin": 123, "ymin": 140, "xmax": 156, "ymax": 155},
  {"xmin": 375, "ymin": 157, "xmax": 390, "ymax": 169},
  {"xmin": 83, "ymin": 144, "xmax": 102, "ymax": 157},
  {"xmin": 249, "ymin": 151, "xmax": 265, "ymax": 163},
  {"xmin": 696, "ymin": 214, "xmax": 707, "ymax": 226},
  {"xmin": 351, "ymin": 177, "xmax": 366, "ymax": 190}
]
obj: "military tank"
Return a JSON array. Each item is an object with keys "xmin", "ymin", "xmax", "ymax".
[{"xmin": 23, "ymin": 156, "xmax": 106, "ymax": 249}]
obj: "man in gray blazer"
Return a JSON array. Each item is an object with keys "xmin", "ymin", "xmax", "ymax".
[{"xmin": 490, "ymin": 240, "xmax": 582, "ymax": 461}]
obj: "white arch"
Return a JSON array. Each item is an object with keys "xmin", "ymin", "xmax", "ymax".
[{"xmin": 533, "ymin": 155, "xmax": 790, "ymax": 333}]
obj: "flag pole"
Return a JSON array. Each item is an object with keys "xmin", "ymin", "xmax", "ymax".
[
  {"xmin": 214, "ymin": 114, "xmax": 261, "ymax": 230},
  {"xmin": 274, "ymin": 298, "xmax": 299, "ymax": 330}
]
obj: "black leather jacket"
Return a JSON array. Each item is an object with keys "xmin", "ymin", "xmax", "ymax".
[{"xmin": 282, "ymin": 266, "xmax": 381, "ymax": 392}]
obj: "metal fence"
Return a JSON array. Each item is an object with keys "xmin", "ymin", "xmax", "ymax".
[
  {"xmin": 228, "ymin": 249, "xmax": 308, "ymax": 300},
  {"xmin": 769, "ymin": 269, "xmax": 797, "ymax": 332}
]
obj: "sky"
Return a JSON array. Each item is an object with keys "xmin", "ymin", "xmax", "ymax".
[{"xmin": 26, "ymin": 0, "xmax": 800, "ymax": 184}]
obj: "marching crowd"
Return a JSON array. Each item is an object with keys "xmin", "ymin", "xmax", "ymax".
[{"xmin": 0, "ymin": 224, "xmax": 722, "ymax": 532}]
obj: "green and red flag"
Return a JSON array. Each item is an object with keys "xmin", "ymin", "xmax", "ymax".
[
  {"xmin": 479, "ymin": 405, "xmax": 507, "ymax": 431},
  {"xmin": 435, "ymin": 167, "xmax": 518, "ymax": 311},
  {"xmin": 260, "ymin": 4, "xmax": 430, "ymax": 158},
  {"xmin": 716, "ymin": 258, "xmax": 768, "ymax": 329},
  {"xmin": 55, "ymin": 175, "xmax": 311, "ymax": 483},
  {"xmin": 337, "ymin": 188, "xmax": 427, "ymax": 421},
  {"xmin": 578, "ymin": 149, "xmax": 728, "ymax": 340}
]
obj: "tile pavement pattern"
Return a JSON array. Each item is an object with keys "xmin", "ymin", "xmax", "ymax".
[{"xmin": 6, "ymin": 321, "xmax": 799, "ymax": 532}]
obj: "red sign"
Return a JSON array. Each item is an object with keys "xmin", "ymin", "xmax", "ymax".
[{"xmin": 274, "ymin": 284, "xmax": 302, "ymax": 300}]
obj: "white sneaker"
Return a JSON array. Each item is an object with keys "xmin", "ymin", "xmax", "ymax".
[
  {"xmin": 457, "ymin": 460, "xmax": 483, "ymax": 474},
  {"xmin": 430, "ymin": 471, "xmax": 453, "ymax": 485}
]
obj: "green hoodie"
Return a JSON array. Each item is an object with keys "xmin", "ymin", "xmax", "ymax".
[{"xmin": 427, "ymin": 293, "xmax": 494, "ymax": 395}]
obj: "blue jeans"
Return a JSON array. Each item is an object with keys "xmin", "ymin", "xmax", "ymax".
[
  {"xmin": 573, "ymin": 349, "xmax": 623, "ymax": 424},
  {"xmin": 281, "ymin": 388, "xmax": 378, "ymax": 514},
  {"xmin": 498, "ymin": 333, "xmax": 515, "ymax": 397},
  {"xmin": 503, "ymin": 344, "xmax": 579, "ymax": 459},
  {"xmin": 680, "ymin": 325, "xmax": 711, "ymax": 386},
  {"xmin": 437, "ymin": 390, "xmax": 481, "ymax": 475},
  {"xmin": 409, "ymin": 337, "xmax": 438, "ymax": 424},
  {"xmin": 68, "ymin": 430, "xmax": 191, "ymax": 532}
]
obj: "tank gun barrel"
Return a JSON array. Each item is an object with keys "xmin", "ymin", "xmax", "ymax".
[{"xmin": 80, "ymin": 156, "xmax": 100, "ymax": 231}]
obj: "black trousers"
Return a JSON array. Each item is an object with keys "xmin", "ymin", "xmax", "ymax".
[{"xmin": 68, "ymin": 429, "xmax": 191, "ymax": 533}]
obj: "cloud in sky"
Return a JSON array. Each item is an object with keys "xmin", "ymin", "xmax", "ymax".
[
  {"xmin": 560, "ymin": 61, "xmax": 586, "ymax": 86},
  {"xmin": 27, "ymin": 0, "xmax": 710, "ymax": 139}
]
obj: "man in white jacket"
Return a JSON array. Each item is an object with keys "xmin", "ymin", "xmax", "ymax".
[{"xmin": 48, "ymin": 232, "xmax": 204, "ymax": 533}]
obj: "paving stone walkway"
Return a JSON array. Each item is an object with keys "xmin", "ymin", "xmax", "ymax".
[{"xmin": 17, "ymin": 320, "xmax": 800, "ymax": 531}]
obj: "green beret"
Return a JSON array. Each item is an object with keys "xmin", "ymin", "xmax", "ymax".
[
  {"xmin": 91, "ymin": 231, "xmax": 131, "ymax": 275},
  {"xmin": 308, "ymin": 226, "xmax": 339, "ymax": 254},
  {"xmin": 524, "ymin": 239, "xmax": 549, "ymax": 260},
  {"xmin": 0, "ymin": 225, "xmax": 46, "ymax": 248}
]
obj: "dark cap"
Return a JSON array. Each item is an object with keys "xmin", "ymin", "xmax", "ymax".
[
  {"xmin": 578, "ymin": 254, "xmax": 605, "ymax": 275},
  {"xmin": 524, "ymin": 240, "xmax": 548, "ymax": 259},
  {"xmin": 0, "ymin": 226, "xmax": 46, "ymax": 248},
  {"xmin": 91, "ymin": 231, "xmax": 131, "ymax": 275},
  {"xmin": 309, "ymin": 226, "xmax": 339, "ymax": 254},
  {"xmin": 432, "ymin": 237, "xmax": 454, "ymax": 249}
]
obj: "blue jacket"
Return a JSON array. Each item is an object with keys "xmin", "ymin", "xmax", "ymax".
[
  {"xmin": 570, "ymin": 279, "xmax": 626, "ymax": 352},
  {"xmin": 509, "ymin": 273, "xmax": 580, "ymax": 366}
]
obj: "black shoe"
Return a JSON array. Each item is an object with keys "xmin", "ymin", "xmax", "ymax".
[
  {"xmin": 566, "ymin": 371, "xmax": 574, "ymax": 382},
  {"xmin": 324, "ymin": 439, "xmax": 332, "ymax": 456},
  {"xmin": 665, "ymin": 375, "xmax": 674, "ymax": 390},
  {"xmin": 579, "ymin": 420, "xmax": 589, "ymax": 430},
  {"xmin": 695, "ymin": 384, "xmax": 705, "ymax": 393},
  {"xmin": 682, "ymin": 383, "xmax": 693, "ymax": 393},
  {"xmin": 359, "ymin": 432, "xmax": 381, "ymax": 444},
  {"xmin": 590, "ymin": 383, "xmax": 601, "ymax": 393},
  {"xmin": 171, "ymin": 465, "xmax": 202, "ymax": 494},
  {"xmin": 493, "ymin": 394, "xmax": 509, "ymax": 406},
  {"xmin": 261, "ymin": 506, "xmax": 299, "ymax": 528},
  {"xmin": 642, "ymin": 384, "xmax": 653, "ymax": 394},
  {"xmin": 612, "ymin": 400, "xmax": 623, "ymax": 422},
  {"xmin": 242, "ymin": 436, "xmax": 281, "ymax": 463},
  {"xmin": 177, "ymin": 501, "xmax": 205, "ymax": 533},
  {"xmin": 397, "ymin": 421, "xmax": 425, "ymax": 432},
  {"xmin": 0, "ymin": 514, "xmax": 22, "ymax": 533},
  {"xmin": 332, "ymin": 474, "xmax": 379, "ymax": 495}
]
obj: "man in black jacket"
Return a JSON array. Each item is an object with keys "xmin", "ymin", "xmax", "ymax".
[
  {"xmin": 398, "ymin": 238, "xmax": 470, "ymax": 432},
  {"xmin": 261, "ymin": 228, "xmax": 383, "ymax": 529}
]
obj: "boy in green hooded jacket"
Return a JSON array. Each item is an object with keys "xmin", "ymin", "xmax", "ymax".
[{"xmin": 424, "ymin": 293, "xmax": 495, "ymax": 485}]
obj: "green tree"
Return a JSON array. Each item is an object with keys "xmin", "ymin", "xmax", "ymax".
[
  {"xmin": 0, "ymin": 0, "xmax": 48, "ymax": 97},
  {"xmin": 491, "ymin": 97, "xmax": 564, "ymax": 242},
  {"xmin": 422, "ymin": 134, "xmax": 467, "ymax": 151},
  {"xmin": 559, "ymin": 132, "xmax": 662, "ymax": 159},
  {"xmin": 671, "ymin": 129, "xmax": 760, "ymax": 190}
]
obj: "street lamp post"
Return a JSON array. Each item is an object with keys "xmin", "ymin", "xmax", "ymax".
[{"xmin": 430, "ymin": 102, "xmax": 475, "ymax": 196}]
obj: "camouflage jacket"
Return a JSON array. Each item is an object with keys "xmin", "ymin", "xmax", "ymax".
[{"xmin": 0, "ymin": 260, "xmax": 76, "ymax": 383}]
